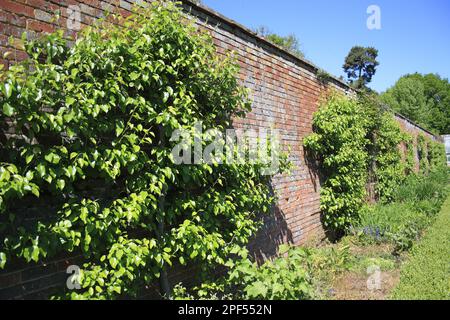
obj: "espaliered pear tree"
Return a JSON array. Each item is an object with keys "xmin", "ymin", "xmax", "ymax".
[{"xmin": 0, "ymin": 2, "xmax": 287, "ymax": 299}]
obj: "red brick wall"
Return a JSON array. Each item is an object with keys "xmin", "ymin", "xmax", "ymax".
[
  {"xmin": 395, "ymin": 113, "xmax": 440, "ymax": 173},
  {"xmin": 0, "ymin": 0, "xmax": 440, "ymax": 299}
]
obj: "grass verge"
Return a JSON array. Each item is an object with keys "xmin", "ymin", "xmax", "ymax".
[{"xmin": 390, "ymin": 196, "xmax": 450, "ymax": 300}]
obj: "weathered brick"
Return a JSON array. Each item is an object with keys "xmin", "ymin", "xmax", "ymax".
[
  {"xmin": 26, "ymin": 19, "xmax": 55, "ymax": 33},
  {"xmin": 0, "ymin": 0, "xmax": 34, "ymax": 17},
  {"xmin": 33, "ymin": 9, "xmax": 53, "ymax": 23}
]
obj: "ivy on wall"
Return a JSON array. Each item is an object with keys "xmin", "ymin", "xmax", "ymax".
[{"xmin": 0, "ymin": 2, "xmax": 288, "ymax": 299}]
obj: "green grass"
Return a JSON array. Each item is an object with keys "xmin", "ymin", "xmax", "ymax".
[
  {"xmin": 354, "ymin": 167, "xmax": 449, "ymax": 252},
  {"xmin": 390, "ymin": 196, "xmax": 450, "ymax": 300}
]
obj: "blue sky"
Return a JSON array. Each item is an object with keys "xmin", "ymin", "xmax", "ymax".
[{"xmin": 202, "ymin": 0, "xmax": 450, "ymax": 93}]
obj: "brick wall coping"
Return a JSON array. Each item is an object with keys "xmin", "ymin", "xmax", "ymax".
[
  {"xmin": 182, "ymin": 0, "xmax": 441, "ymax": 142},
  {"xmin": 181, "ymin": 0, "xmax": 352, "ymax": 92},
  {"xmin": 394, "ymin": 111, "xmax": 441, "ymax": 141}
]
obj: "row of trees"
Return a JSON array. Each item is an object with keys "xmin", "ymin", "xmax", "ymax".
[{"xmin": 381, "ymin": 73, "xmax": 450, "ymax": 135}]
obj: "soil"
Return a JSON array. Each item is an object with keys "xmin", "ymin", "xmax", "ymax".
[
  {"xmin": 306, "ymin": 236, "xmax": 405, "ymax": 300},
  {"xmin": 330, "ymin": 269, "xmax": 401, "ymax": 300}
]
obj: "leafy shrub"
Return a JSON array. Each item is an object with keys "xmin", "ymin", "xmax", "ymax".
[
  {"xmin": 428, "ymin": 140, "xmax": 447, "ymax": 170},
  {"xmin": 173, "ymin": 243, "xmax": 354, "ymax": 300},
  {"xmin": 394, "ymin": 167, "xmax": 449, "ymax": 204},
  {"xmin": 173, "ymin": 245, "xmax": 316, "ymax": 300},
  {"xmin": 355, "ymin": 167, "xmax": 449, "ymax": 253},
  {"xmin": 306, "ymin": 244, "xmax": 353, "ymax": 280},
  {"xmin": 304, "ymin": 93, "xmax": 369, "ymax": 233},
  {"xmin": 228, "ymin": 247, "xmax": 315, "ymax": 300},
  {"xmin": 0, "ymin": 2, "xmax": 288, "ymax": 299},
  {"xmin": 356, "ymin": 256, "xmax": 397, "ymax": 272},
  {"xmin": 404, "ymin": 135, "xmax": 416, "ymax": 176},
  {"xmin": 360, "ymin": 93, "xmax": 411, "ymax": 202},
  {"xmin": 417, "ymin": 134, "xmax": 430, "ymax": 175},
  {"xmin": 303, "ymin": 91, "xmax": 441, "ymax": 233},
  {"xmin": 371, "ymin": 112, "xmax": 408, "ymax": 202}
]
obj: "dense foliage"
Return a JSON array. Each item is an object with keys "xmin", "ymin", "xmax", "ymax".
[
  {"xmin": 304, "ymin": 94, "xmax": 369, "ymax": 233},
  {"xmin": 173, "ymin": 243, "xmax": 352, "ymax": 300},
  {"xmin": 304, "ymin": 91, "xmax": 447, "ymax": 235},
  {"xmin": 417, "ymin": 134, "xmax": 430, "ymax": 175},
  {"xmin": 357, "ymin": 167, "xmax": 449, "ymax": 253},
  {"xmin": 0, "ymin": 2, "xmax": 287, "ymax": 299},
  {"xmin": 343, "ymin": 46, "xmax": 379, "ymax": 89},
  {"xmin": 371, "ymin": 113, "xmax": 407, "ymax": 202},
  {"xmin": 381, "ymin": 73, "xmax": 450, "ymax": 135}
]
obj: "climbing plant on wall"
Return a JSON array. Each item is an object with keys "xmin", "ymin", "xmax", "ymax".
[
  {"xmin": 417, "ymin": 134, "xmax": 430, "ymax": 175},
  {"xmin": 304, "ymin": 93, "xmax": 369, "ymax": 234},
  {"xmin": 0, "ymin": 2, "xmax": 288, "ymax": 299},
  {"xmin": 304, "ymin": 89, "xmax": 447, "ymax": 235},
  {"xmin": 428, "ymin": 139, "xmax": 447, "ymax": 171},
  {"xmin": 360, "ymin": 93, "xmax": 408, "ymax": 202},
  {"xmin": 404, "ymin": 135, "xmax": 416, "ymax": 176},
  {"xmin": 372, "ymin": 112, "xmax": 408, "ymax": 202}
]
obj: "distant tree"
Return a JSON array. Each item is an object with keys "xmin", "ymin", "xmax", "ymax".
[
  {"xmin": 420, "ymin": 73, "xmax": 450, "ymax": 134},
  {"xmin": 381, "ymin": 77, "xmax": 431, "ymax": 128},
  {"xmin": 381, "ymin": 73, "xmax": 450, "ymax": 134},
  {"xmin": 343, "ymin": 46, "xmax": 379, "ymax": 89},
  {"xmin": 255, "ymin": 26, "xmax": 304, "ymax": 58}
]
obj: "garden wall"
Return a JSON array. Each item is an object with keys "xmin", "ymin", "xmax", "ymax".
[{"xmin": 0, "ymin": 0, "xmax": 441, "ymax": 299}]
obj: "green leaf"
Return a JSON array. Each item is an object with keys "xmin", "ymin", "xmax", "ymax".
[
  {"xmin": 25, "ymin": 154, "xmax": 34, "ymax": 164},
  {"xmin": 115, "ymin": 120, "xmax": 125, "ymax": 137},
  {"xmin": 31, "ymin": 246, "xmax": 40, "ymax": 262},
  {"xmin": 278, "ymin": 244, "xmax": 290, "ymax": 255},
  {"xmin": 246, "ymin": 281, "xmax": 268, "ymax": 298},
  {"xmin": 130, "ymin": 72, "xmax": 139, "ymax": 81},
  {"xmin": 3, "ymin": 83, "xmax": 12, "ymax": 99},
  {"xmin": 0, "ymin": 168, "xmax": 10, "ymax": 182},
  {"xmin": 45, "ymin": 153, "xmax": 61, "ymax": 164},
  {"xmin": 36, "ymin": 164, "xmax": 46, "ymax": 177},
  {"xmin": 66, "ymin": 97, "xmax": 76, "ymax": 106},
  {"xmin": 0, "ymin": 252, "xmax": 6, "ymax": 269},
  {"xmin": 112, "ymin": 286, "xmax": 121, "ymax": 294},
  {"xmin": 2, "ymin": 103, "xmax": 14, "ymax": 116},
  {"xmin": 163, "ymin": 92, "xmax": 169, "ymax": 103},
  {"xmin": 109, "ymin": 257, "xmax": 118, "ymax": 269},
  {"xmin": 56, "ymin": 179, "xmax": 65, "ymax": 190},
  {"xmin": 31, "ymin": 186, "xmax": 40, "ymax": 197}
]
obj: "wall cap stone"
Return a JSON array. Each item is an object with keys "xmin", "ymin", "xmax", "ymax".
[{"xmin": 181, "ymin": 0, "xmax": 352, "ymax": 92}]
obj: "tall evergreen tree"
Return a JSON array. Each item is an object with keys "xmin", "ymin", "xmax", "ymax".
[{"xmin": 343, "ymin": 46, "xmax": 379, "ymax": 89}]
